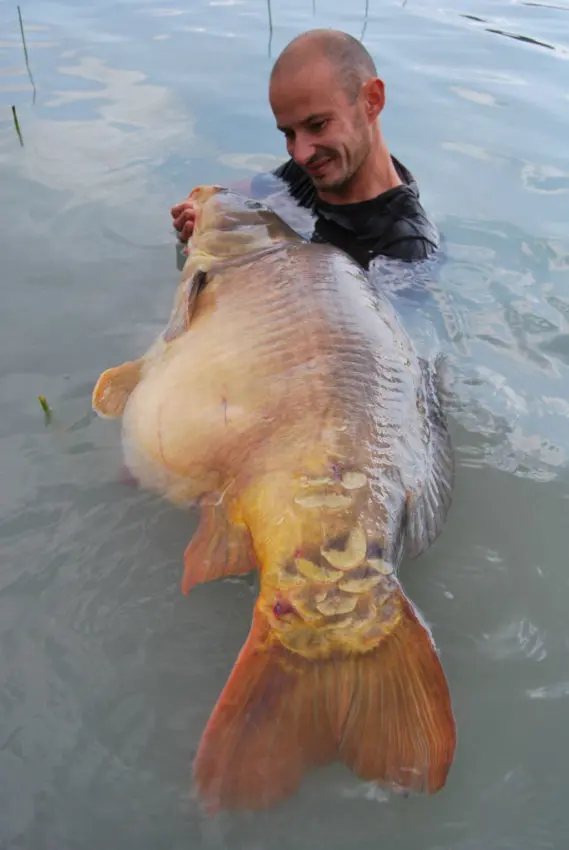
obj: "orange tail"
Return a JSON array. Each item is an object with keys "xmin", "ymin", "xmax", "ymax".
[{"xmin": 192, "ymin": 588, "xmax": 456, "ymax": 813}]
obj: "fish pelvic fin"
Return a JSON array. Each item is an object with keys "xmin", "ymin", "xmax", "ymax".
[
  {"xmin": 92, "ymin": 359, "xmax": 143, "ymax": 419},
  {"xmin": 192, "ymin": 586, "xmax": 455, "ymax": 813},
  {"xmin": 181, "ymin": 503, "xmax": 258, "ymax": 594}
]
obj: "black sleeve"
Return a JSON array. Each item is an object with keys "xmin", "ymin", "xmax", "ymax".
[
  {"xmin": 381, "ymin": 236, "xmax": 437, "ymax": 262},
  {"xmin": 379, "ymin": 200, "xmax": 439, "ymax": 262}
]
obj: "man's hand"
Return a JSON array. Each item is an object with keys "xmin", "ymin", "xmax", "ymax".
[{"xmin": 170, "ymin": 197, "xmax": 196, "ymax": 242}]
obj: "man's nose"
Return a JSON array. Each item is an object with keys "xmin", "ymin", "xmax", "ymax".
[{"xmin": 290, "ymin": 134, "xmax": 315, "ymax": 166}]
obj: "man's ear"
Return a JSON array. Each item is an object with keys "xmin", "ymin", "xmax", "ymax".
[{"xmin": 362, "ymin": 77, "xmax": 386, "ymax": 122}]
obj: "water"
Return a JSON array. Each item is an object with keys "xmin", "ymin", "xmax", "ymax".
[{"xmin": 1, "ymin": 0, "xmax": 568, "ymax": 847}]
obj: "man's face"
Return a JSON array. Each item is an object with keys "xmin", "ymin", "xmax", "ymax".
[{"xmin": 269, "ymin": 58, "xmax": 376, "ymax": 195}]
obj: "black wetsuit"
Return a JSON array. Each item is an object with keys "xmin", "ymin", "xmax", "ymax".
[{"xmin": 250, "ymin": 155, "xmax": 439, "ymax": 271}]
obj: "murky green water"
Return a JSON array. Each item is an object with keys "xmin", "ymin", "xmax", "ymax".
[{"xmin": 1, "ymin": 1, "xmax": 568, "ymax": 847}]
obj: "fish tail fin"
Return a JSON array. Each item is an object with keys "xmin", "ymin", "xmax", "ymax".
[
  {"xmin": 192, "ymin": 588, "xmax": 455, "ymax": 813},
  {"xmin": 338, "ymin": 586, "xmax": 456, "ymax": 795},
  {"xmin": 192, "ymin": 609, "xmax": 336, "ymax": 813}
]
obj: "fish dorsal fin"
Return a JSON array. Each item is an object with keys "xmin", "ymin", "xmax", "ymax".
[{"xmin": 405, "ymin": 355, "xmax": 455, "ymax": 558}]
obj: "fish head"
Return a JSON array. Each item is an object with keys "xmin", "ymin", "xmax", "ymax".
[
  {"xmin": 162, "ymin": 184, "xmax": 307, "ymax": 340},
  {"xmin": 186, "ymin": 184, "xmax": 304, "ymax": 265}
]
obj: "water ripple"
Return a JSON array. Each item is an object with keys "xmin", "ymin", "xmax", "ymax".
[
  {"xmin": 479, "ymin": 618, "xmax": 548, "ymax": 662},
  {"xmin": 527, "ymin": 681, "xmax": 569, "ymax": 699}
]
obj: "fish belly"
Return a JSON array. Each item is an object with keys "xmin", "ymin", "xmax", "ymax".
[{"xmin": 120, "ymin": 242, "xmax": 425, "ymax": 509}]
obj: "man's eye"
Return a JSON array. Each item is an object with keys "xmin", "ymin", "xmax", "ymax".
[{"xmin": 310, "ymin": 120, "xmax": 327, "ymax": 132}]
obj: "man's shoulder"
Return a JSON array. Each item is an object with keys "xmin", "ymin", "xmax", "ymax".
[
  {"xmin": 316, "ymin": 182, "xmax": 440, "ymax": 267},
  {"xmin": 378, "ymin": 187, "xmax": 440, "ymax": 262}
]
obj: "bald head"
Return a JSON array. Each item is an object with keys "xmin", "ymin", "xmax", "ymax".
[
  {"xmin": 270, "ymin": 29, "xmax": 378, "ymax": 103},
  {"xmin": 268, "ymin": 29, "xmax": 387, "ymax": 200}
]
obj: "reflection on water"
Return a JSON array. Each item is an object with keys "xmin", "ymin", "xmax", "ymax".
[
  {"xmin": 1, "ymin": 0, "xmax": 569, "ymax": 847},
  {"xmin": 11, "ymin": 104, "xmax": 24, "ymax": 146},
  {"xmin": 460, "ymin": 11, "xmax": 566, "ymax": 52}
]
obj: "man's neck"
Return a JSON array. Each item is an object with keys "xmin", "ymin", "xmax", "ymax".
[{"xmin": 317, "ymin": 140, "xmax": 402, "ymax": 206}]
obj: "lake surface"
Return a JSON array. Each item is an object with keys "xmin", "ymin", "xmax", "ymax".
[{"xmin": 1, "ymin": 0, "xmax": 569, "ymax": 847}]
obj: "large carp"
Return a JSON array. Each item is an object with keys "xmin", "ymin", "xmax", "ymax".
[{"xmin": 92, "ymin": 185, "xmax": 456, "ymax": 813}]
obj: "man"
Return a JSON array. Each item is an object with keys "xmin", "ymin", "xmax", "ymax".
[{"xmin": 171, "ymin": 29, "xmax": 439, "ymax": 271}]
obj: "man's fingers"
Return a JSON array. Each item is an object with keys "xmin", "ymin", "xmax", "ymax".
[
  {"xmin": 180, "ymin": 221, "xmax": 195, "ymax": 242},
  {"xmin": 172, "ymin": 207, "xmax": 196, "ymax": 234},
  {"xmin": 170, "ymin": 203, "xmax": 186, "ymax": 217},
  {"xmin": 173, "ymin": 209, "xmax": 194, "ymax": 228},
  {"xmin": 170, "ymin": 200, "xmax": 195, "ymax": 219}
]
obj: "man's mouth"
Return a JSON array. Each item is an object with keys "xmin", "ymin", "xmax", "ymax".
[{"xmin": 306, "ymin": 157, "xmax": 332, "ymax": 177}]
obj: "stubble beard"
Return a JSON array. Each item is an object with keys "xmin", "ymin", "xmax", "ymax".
[{"xmin": 316, "ymin": 130, "xmax": 372, "ymax": 196}]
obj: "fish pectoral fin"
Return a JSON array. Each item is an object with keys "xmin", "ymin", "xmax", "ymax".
[
  {"xmin": 192, "ymin": 609, "xmax": 336, "ymax": 813},
  {"xmin": 163, "ymin": 268, "xmax": 209, "ymax": 343},
  {"xmin": 92, "ymin": 359, "xmax": 143, "ymax": 419},
  {"xmin": 338, "ymin": 586, "xmax": 456, "ymax": 795},
  {"xmin": 184, "ymin": 267, "xmax": 209, "ymax": 328},
  {"xmin": 406, "ymin": 354, "xmax": 455, "ymax": 558},
  {"xmin": 181, "ymin": 503, "xmax": 258, "ymax": 595}
]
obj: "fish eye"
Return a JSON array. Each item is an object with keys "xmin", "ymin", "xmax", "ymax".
[{"xmin": 244, "ymin": 200, "xmax": 264, "ymax": 210}]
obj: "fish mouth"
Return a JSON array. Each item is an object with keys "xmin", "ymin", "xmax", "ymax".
[
  {"xmin": 187, "ymin": 184, "xmax": 229, "ymax": 239},
  {"xmin": 188, "ymin": 184, "xmax": 227, "ymax": 205}
]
